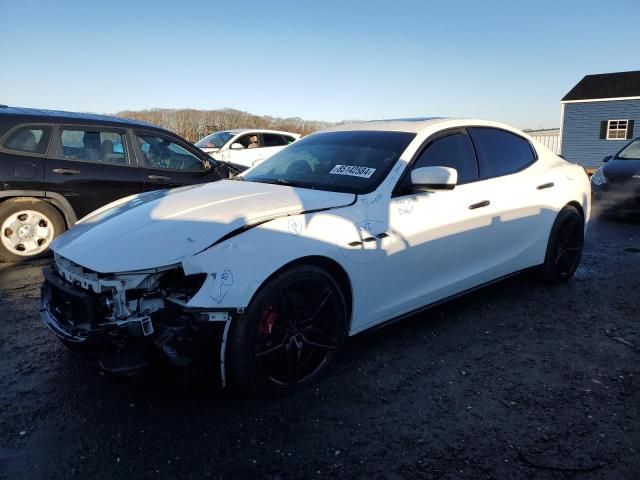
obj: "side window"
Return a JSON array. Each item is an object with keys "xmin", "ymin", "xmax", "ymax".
[
  {"xmin": 235, "ymin": 134, "xmax": 261, "ymax": 149},
  {"xmin": 468, "ymin": 128, "xmax": 535, "ymax": 178},
  {"xmin": 411, "ymin": 131, "xmax": 479, "ymax": 184},
  {"xmin": 136, "ymin": 134, "xmax": 204, "ymax": 172},
  {"xmin": 283, "ymin": 135, "xmax": 297, "ymax": 144},
  {"xmin": 3, "ymin": 126, "xmax": 52, "ymax": 154},
  {"xmin": 60, "ymin": 129, "xmax": 128, "ymax": 165},
  {"xmin": 262, "ymin": 133, "xmax": 287, "ymax": 147}
]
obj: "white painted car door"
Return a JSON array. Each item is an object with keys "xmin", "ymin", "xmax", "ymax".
[
  {"xmin": 348, "ymin": 130, "xmax": 504, "ymax": 331},
  {"xmin": 465, "ymin": 127, "xmax": 555, "ymax": 276},
  {"xmin": 227, "ymin": 133, "xmax": 264, "ymax": 168}
]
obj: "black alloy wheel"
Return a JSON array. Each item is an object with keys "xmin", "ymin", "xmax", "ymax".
[
  {"xmin": 229, "ymin": 265, "xmax": 347, "ymax": 395},
  {"xmin": 537, "ymin": 205, "xmax": 584, "ymax": 283}
]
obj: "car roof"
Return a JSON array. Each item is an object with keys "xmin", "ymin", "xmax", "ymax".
[
  {"xmin": 321, "ymin": 117, "xmax": 528, "ymax": 136},
  {"xmin": 0, "ymin": 106, "xmax": 169, "ymax": 132},
  {"xmin": 324, "ymin": 117, "xmax": 448, "ymax": 133},
  {"xmin": 221, "ymin": 129, "xmax": 301, "ymax": 137}
]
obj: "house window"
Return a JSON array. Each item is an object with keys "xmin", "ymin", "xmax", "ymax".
[{"xmin": 606, "ymin": 120, "xmax": 629, "ymax": 140}]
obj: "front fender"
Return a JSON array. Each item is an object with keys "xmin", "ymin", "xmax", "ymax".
[{"xmin": 182, "ymin": 211, "xmax": 358, "ymax": 309}]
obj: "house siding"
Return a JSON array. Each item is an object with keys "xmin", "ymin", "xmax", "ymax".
[{"xmin": 561, "ymin": 99, "xmax": 640, "ymax": 167}]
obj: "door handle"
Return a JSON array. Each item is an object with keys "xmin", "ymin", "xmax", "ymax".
[
  {"xmin": 52, "ymin": 168, "xmax": 80, "ymax": 175},
  {"xmin": 469, "ymin": 200, "xmax": 490, "ymax": 210},
  {"xmin": 536, "ymin": 182, "xmax": 554, "ymax": 190},
  {"xmin": 148, "ymin": 175, "xmax": 171, "ymax": 181}
]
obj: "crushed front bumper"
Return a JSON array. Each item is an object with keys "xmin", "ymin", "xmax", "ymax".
[{"xmin": 40, "ymin": 267, "xmax": 232, "ymax": 382}]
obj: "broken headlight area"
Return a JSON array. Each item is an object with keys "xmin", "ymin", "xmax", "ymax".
[{"xmin": 41, "ymin": 256, "xmax": 227, "ymax": 378}]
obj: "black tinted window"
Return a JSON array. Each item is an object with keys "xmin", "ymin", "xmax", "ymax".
[
  {"xmin": 4, "ymin": 126, "xmax": 52, "ymax": 154},
  {"xmin": 468, "ymin": 127, "xmax": 535, "ymax": 178},
  {"xmin": 412, "ymin": 131, "xmax": 479, "ymax": 184},
  {"xmin": 137, "ymin": 134, "xmax": 204, "ymax": 171},
  {"xmin": 262, "ymin": 134, "xmax": 287, "ymax": 147},
  {"xmin": 60, "ymin": 129, "xmax": 128, "ymax": 164}
]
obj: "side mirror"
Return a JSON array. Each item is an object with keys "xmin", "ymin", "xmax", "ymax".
[
  {"xmin": 410, "ymin": 166, "xmax": 457, "ymax": 191},
  {"xmin": 230, "ymin": 143, "xmax": 244, "ymax": 150},
  {"xmin": 202, "ymin": 158, "xmax": 213, "ymax": 172},
  {"xmin": 603, "ymin": 155, "xmax": 612, "ymax": 163}
]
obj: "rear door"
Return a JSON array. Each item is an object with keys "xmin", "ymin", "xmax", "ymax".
[
  {"xmin": 467, "ymin": 127, "xmax": 546, "ymax": 274},
  {"xmin": 134, "ymin": 131, "xmax": 214, "ymax": 191},
  {"xmin": 0, "ymin": 123, "xmax": 53, "ymax": 192},
  {"xmin": 46, "ymin": 125, "xmax": 144, "ymax": 219}
]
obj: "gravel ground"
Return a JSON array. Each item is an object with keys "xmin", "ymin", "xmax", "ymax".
[{"xmin": 0, "ymin": 216, "xmax": 638, "ymax": 480}]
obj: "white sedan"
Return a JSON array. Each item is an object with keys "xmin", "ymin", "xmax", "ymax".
[
  {"xmin": 195, "ymin": 129, "xmax": 300, "ymax": 170},
  {"xmin": 41, "ymin": 118, "xmax": 590, "ymax": 395}
]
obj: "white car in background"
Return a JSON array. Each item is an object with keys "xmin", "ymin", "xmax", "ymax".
[
  {"xmin": 195, "ymin": 129, "xmax": 300, "ymax": 170},
  {"xmin": 41, "ymin": 118, "xmax": 590, "ymax": 395}
]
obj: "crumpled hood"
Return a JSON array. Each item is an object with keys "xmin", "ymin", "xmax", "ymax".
[{"xmin": 52, "ymin": 180, "xmax": 355, "ymax": 273}]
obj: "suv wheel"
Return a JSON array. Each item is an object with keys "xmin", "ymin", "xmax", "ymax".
[{"xmin": 0, "ymin": 198, "xmax": 65, "ymax": 262}]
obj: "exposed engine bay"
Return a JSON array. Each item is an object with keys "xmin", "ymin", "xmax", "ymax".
[{"xmin": 41, "ymin": 254, "xmax": 232, "ymax": 382}]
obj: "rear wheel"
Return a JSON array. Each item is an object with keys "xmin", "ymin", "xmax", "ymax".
[
  {"xmin": 229, "ymin": 265, "xmax": 348, "ymax": 396},
  {"xmin": 0, "ymin": 198, "xmax": 65, "ymax": 262},
  {"xmin": 536, "ymin": 205, "xmax": 584, "ymax": 283}
]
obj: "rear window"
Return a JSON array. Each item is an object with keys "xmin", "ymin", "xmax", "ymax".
[
  {"xmin": 60, "ymin": 129, "xmax": 128, "ymax": 165},
  {"xmin": 468, "ymin": 127, "xmax": 536, "ymax": 178},
  {"xmin": 3, "ymin": 125, "xmax": 52, "ymax": 154}
]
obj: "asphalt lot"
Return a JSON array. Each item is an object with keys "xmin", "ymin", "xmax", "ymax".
[{"xmin": 0, "ymin": 216, "xmax": 639, "ymax": 479}]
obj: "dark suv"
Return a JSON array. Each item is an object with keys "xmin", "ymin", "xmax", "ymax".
[{"xmin": 0, "ymin": 106, "xmax": 228, "ymax": 261}]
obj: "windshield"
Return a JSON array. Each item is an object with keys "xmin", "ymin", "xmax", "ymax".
[
  {"xmin": 242, "ymin": 130, "xmax": 416, "ymax": 194},
  {"xmin": 195, "ymin": 131, "xmax": 234, "ymax": 149},
  {"xmin": 617, "ymin": 138, "xmax": 640, "ymax": 160}
]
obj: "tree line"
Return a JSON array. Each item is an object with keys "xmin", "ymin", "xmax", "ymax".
[{"xmin": 114, "ymin": 108, "xmax": 340, "ymax": 142}]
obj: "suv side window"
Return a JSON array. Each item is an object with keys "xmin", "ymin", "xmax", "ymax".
[
  {"xmin": 283, "ymin": 135, "xmax": 297, "ymax": 144},
  {"xmin": 136, "ymin": 134, "xmax": 204, "ymax": 171},
  {"xmin": 235, "ymin": 134, "xmax": 261, "ymax": 149},
  {"xmin": 410, "ymin": 131, "xmax": 479, "ymax": 185},
  {"xmin": 468, "ymin": 127, "xmax": 536, "ymax": 178},
  {"xmin": 60, "ymin": 128, "xmax": 128, "ymax": 165},
  {"xmin": 262, "ymin": 133, "xmax": 288, "ymax": 147},
  {"xmin": 3, "ymin": 125, "xmax": 52, "ymax": 154}
]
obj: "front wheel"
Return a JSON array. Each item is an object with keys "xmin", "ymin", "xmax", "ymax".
[
  {"xmin": 229, "ymin": 265, "xmax": 348, "ymax": 396},
  {"xmin": 536, "ymin": 205, "xmax": 584, "ymax": 283}
]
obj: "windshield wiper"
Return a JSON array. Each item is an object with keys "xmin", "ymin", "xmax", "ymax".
[{"xmin": 257, "ymin": 179, "xmax": 320, "ymax": 190}]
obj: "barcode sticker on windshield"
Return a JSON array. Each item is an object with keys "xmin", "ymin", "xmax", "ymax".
[{"xmin": 329, "ymin": 165, "xmax": 376, "ymax": 178}]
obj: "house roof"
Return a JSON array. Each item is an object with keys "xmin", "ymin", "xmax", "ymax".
[{"xmin": 562, "ymin": 70, "xmax": 640, "ymax": 102}]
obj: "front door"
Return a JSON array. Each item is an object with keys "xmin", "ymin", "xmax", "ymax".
[
  {"xmin": 46, "ymin": 125, "xmax": 144, "ymax": 219},
  {"xmin": 349, "ymin": 129, "xmax": 502, "ymax": 331},
  {"xmin": 134, "ymin": 132, "xmax": 213, "ymax": 191},
  {"xmin": 227, "ymin": 133, "xmax": 265, "ymax": 168}
]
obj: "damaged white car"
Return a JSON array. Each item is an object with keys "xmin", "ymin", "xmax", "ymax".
[{"xmin": 41, "ymin": 118, "xmax": 591, "ymax": 394}]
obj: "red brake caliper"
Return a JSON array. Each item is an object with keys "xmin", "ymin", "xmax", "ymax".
[{"xmin": 259, "ymin": 306, "xmax": 278, "ymax": 338}]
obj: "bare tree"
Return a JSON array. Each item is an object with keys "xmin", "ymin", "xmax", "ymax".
[{"xmin": 113, "ymin": 108, "xmax": 342, "ymax": 141}]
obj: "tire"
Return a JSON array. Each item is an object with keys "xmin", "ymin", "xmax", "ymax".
[
  {"xmin": 536, "ymin": 205, "xmax": 584, "ymax": 283},
  {"xmin": 229, "ymin": 264, "xmax": 348, "ymax": 396},
  {"xmin": 0, "ymin": 198, "xmax": 66, "ymax": 262}
]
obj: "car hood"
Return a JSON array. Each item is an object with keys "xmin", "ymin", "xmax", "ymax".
[
  {"xmin": 52, "ymin": 180, "xmax": 355, "ymax": 273},
  {"xmin": 604, "ymin": 159, "xmax": 640, "ymax": 180}
]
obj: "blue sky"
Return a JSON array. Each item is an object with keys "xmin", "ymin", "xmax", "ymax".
[{"xmin": 0, "ymin": 0, "xmax": 638, "ymax": 129}]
